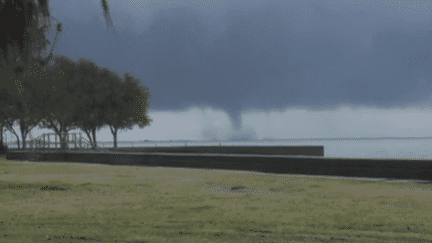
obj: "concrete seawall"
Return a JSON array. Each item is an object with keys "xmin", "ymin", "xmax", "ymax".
[{"xmin": 6, "ymin": 150, "xmax": 432, "ymax": 184}]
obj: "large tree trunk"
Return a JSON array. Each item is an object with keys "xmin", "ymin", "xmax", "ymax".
[
  {"xmin": 60, "ymin": 130, "xmax": 69, "ymax": 150},
  {"xmin": 92, "ymin": 129, "xmax": 97, "ymax": 149},
  {"xmin": 16, "ymin": 135, "xmax": 20, "ymax": 150},
  {"xmin": 21, "ymin": 133, "xmax": 26, "ymax": 150},
  {"xmin": 0, "ymin": 124, "xmax": 3, "ymax": 147},
  {"xmin": 0, "ymin": 125, "xmax": 7, "ymax": 154},
  {"xmin": 113, "ymin": 127, "xmax": 117, "ymax": 149}
]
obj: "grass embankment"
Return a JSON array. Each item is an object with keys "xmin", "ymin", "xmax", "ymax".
[{"xmin": 1, "ymin": 155, "xmax": 432, "ymax": 243}]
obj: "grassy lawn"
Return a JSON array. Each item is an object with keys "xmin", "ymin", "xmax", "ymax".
[{"xmin": 1, "ymin": 155, "xmax": 432, "ymax": 243}]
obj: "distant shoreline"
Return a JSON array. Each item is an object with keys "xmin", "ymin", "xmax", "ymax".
[
  {"xmin": 135, "ymin": 136, "xmax": 432, "ymax": 143},
  {"xmin": 5, "ymin": 136, "xmax": 432, "ymax": 145}
]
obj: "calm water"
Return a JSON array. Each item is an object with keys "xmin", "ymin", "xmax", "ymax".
[{"xmin": 5, "ymin": 137, "xmax": 432, "ymax": 160}]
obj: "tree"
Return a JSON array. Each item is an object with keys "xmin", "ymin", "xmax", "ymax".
[
  {"xmin": 0, "ymin": 0, "xmax": 54, "ymax": 77},
  {"xmin": 70, "ymin": 58, "xmax": 111, "ymax": 149},
  {"xmin": 0, "ymin": 0, "xmax": 113, "ymax": 76},
  {"xmin": 0, "ymin": 63, "xmax": 50, "ymax": 149},
  {"xmin": 122, "ymin": 72, "xmax": 152, "ymax": 127},
  {"xmin": 0, "ymin": 0, "xmax": 115, "ymax": 149},
  {"xmin": 36, "ymin": 55, "xmax": 85, "ymax": 150},
  {"xmin": 99, "ymin": 69, "xmax": 153, "ymax": 148},
  {"xmin": 0, "ymin": 0, "xmax": 61, "ymax": 149},
  {"xmin": 0, "ymin": 76, "xmax": 16, "ymax": 151},
  {"xmin": 97, "ymin": 68, "xmax": 125, "ymax": 148},
  {"xmin": 39, "ymin": 57, "xmax": 151, "ymax": 151}
]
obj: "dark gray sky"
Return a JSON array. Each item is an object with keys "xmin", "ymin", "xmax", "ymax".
[{"xmin": 7, "ymin": 0, "xmax": 432, "ymax": 144}]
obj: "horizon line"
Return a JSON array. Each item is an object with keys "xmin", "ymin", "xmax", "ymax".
[{"xmin": 4, "ymin": 136, "xmax": 432, "ymax": 143}]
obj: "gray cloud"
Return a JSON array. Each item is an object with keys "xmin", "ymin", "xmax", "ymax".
[{"xmin": 45, "ymin": 0, "xmax": 432, "ymax": 141}]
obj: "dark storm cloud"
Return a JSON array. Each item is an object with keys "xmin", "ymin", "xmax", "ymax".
[{"xmin": 53, "ymin": 0, "xmax": 432, "ymax": 134}]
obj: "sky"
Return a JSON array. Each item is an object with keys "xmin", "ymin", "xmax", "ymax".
[{"xmin": 6, "ymin": 0, "xmax": 432, "ymax": 146}]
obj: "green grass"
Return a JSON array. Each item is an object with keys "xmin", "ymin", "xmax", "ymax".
[{"xmin": 1, "ymin": 156, "xmax": 432, "ymax": 243}]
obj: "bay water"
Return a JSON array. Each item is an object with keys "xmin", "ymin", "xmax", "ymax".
[{"xmin": 7, "ymin": 137, "xmax": 432, "ymax": 160}]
